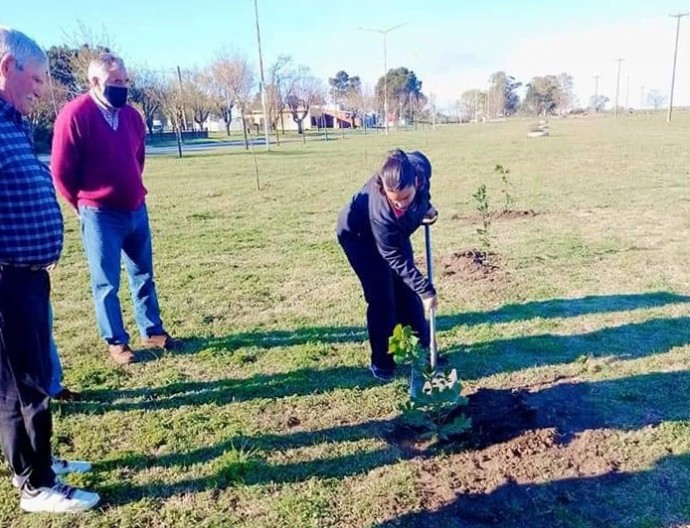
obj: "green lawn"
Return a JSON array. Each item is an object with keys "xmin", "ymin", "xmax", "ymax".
[{"xmin": 4, "ymin": 112, "xmax": 690, "ymax": 527}]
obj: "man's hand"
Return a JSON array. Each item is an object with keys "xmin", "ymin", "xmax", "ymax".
[
  {"xmin": 422, "ymin": 205, "xmax": 438, "ymax": 225},
  {"xmin": 422, "ymin": 294, "xmax": 438, "ymax": 314}
]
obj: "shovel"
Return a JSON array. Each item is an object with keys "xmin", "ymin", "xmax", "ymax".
[
  {"xmin": 423, "ymin": 215, "xmax": 438, "ymax": 372},
  {"xmin": 410, "ymin": 210, "xmax": 439, "ymax": 399}
]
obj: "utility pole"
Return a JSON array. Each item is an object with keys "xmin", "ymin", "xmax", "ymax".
[
  {"xmin": 176, "ymin": 66, "xmax": 188, "ymax": 131},
  {"xmin": 253, "ymin": 0, "xmax": 271, "ymax": 150},
  {"xmin": 625, "ymin": 75, "xmax": 630, "ymax": 109},
  {"xmin": 430, "ymin": 92, "xmax": 436, "ymax": 131},
  {"xmin": 667, "ymin": 12, "xmax": 689, "ymax": 122},
  {"xmin": 474, "ymin": 90, "xmax": 478, "ymax": 122},
  {"xmin": 614, "ymin": 58, "xmax": 624, "ymax": 118},
  {"xmin": 358, "ymin": 23, "xmax": 407, "ymax": 136},
  {"xmin": 593, "ymin": 75, "xmax": 599, "ymax": 112},
  {"xmin": 174, "ymin": 66, "xmax": 185, "ymax": 158}
]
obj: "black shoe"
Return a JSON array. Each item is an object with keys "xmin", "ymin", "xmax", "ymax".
[
  {"xmin": 53, "ymin": 388, "xmax": 82, "ymax": 402},
  {"xmin": 369, "ymin": 365, "xmax": 395, "ymax": 382}
]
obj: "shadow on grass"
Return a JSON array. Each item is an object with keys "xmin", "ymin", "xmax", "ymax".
[
  {"xmin": 373, "ymin": 452, "xmax": 690, "ymax": 528},
  {"xmin": 97, "ymin": 417, "xmax": 410, "ymax": 506},
  {"xmin": 76, "ymin": 315, "xmax": 690, "ymax": 414},
  {"xmin": 96, "ymin": 370, "xmax": 690, "ymax": 508},
  {"xmin": 450, "ymin": 315, "xmax": 690, "ymax": 381},
  {"xmin": 463, "ymin": 369, "xmax": 690, "ymax": 448},
  {"xmin": 439, "ymin": 291, "xmax": 690, "ymax": 329},
  {"xmin": 177, "ymin": 292, "xmax": 690, "ymax": 354},
  {"xmin": 74, "ymin": 365, "xmax": 378, "ymax": 414}
]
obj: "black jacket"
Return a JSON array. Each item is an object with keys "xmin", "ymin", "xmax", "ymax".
[{"xmin": 337, "ymin": 168, "xmax": 434, "ymax": 299}]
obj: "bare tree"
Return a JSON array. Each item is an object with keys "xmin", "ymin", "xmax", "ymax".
[
  {"xmin": 265, "ymin": 55, "xmax": 295, "ymax": 144},
  {"xmin": 646, "ymin": 89, "xmax": 667, "ymax": 111},
  {"xmin": 179, "ymin": 68, "xmax": 216, "ymax": 131},
  {"xmin": 286, "ymin": 66, "xmax": 325, "ymax": 139},
  {"xmin": 556, "ymin": 72, "xmax": 575, "ymax": 115},
  {"xmin": 157, "ymin": 75, "xmax": 186, "ymax": 157},
  {"xmin": 362, "ymin": 85, "xmax": 380, "ymax": 128},
  {"xmin": 63, "ymin": 22, "xmax": 117, "ymax": 94},
  {"xmin": 211, "ymin": 51, "xmax": 255, "ymax": 144},
  {"xmin": 461, "ymin": 89, "xmax": 487, "ymax": 119},
  {"xmin": 130, "ymin": 66, "xmax": 165, "ymax": 134}
]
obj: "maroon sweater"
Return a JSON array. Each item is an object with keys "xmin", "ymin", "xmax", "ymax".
[{"xmin": 51, "ymin": 93, "xmax": 147, "ymax": 211}]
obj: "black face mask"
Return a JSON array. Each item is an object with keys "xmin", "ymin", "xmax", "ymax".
[{"xmin": 103, "ymin": 85, "xmax": 128, "ymax": 108}]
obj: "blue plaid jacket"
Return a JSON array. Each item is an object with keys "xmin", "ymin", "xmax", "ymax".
[{"xmin": 0, "ymin": 97, "xmax": 63, "ymax": 267}]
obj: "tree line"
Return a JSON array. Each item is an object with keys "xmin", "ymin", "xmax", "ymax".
[{"xmin": 29, "ymin": 28, "xmax": 656, "ymax": 151}]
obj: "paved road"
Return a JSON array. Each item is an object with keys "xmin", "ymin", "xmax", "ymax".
[
  {"xmin": 38, "ymin": 133, "xmax": 339, "ymax": 163},
  {"xmin": 146, "ymin": 137, "xmax": 268, "ymax": 156}
]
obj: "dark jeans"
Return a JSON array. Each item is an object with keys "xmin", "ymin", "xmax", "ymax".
[
  {"xmin": 0, "ymin": 266, "xmax": 56, "ymax": 489},
  {"xmin": 338, "ymin": 233, "xmax": 429, "ymax": 371}
]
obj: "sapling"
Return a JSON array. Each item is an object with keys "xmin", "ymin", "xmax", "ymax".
[
  {"xmin": 388, "ymin": 324, "xmax": 471, "ymax": 442},
  {"xmin": 495, "ymin": 164, "xmax": 516, "ymax": 212},
  {"xmin": 472, "ymin": 184, "xmax": 492, "ymax": 252}
]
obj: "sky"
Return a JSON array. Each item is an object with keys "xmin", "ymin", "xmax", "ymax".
[{"xmin": 3, "ymin": 0, "xmax": 690, "ymax": 111}]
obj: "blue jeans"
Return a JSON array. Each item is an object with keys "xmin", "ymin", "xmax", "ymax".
[
  {"xmin": 48, "ymin": 304, "xmax": 63, "ymax": 397},
  {"xmin": 79, "ymin": 204, "xmax": 164, "ymax": 345}
]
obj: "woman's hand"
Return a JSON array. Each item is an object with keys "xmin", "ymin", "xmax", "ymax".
[{"xmin": 422, "ymin": 294, "xmax": 438, "ymax": 314}]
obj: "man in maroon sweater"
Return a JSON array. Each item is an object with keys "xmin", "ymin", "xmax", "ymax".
[{"xmin": 51, "ymin": 52, "xmax": 181, "ymax": 365}]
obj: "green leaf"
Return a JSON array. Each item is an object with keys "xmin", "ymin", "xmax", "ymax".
[{"xmin": 438, "ymin": 414, "xmax": 472, "ymax": 441}]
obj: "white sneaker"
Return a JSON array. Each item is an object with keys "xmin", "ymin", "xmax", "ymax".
[
  {"xmin": 20, "ymin": 483, "xmax": 100, "ymax": 513},
  {"xmin": 52, "ymin": 457, "xmax": 92, "ymax": 476}
]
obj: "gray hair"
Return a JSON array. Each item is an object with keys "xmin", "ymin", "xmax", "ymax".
[
  {"xmin": 0, "ymin": 26, "xmax": 47, "ymax": 67},
  {"xmin": 88, "ymin": 52, "xmax": 125, "ymax": 84}
]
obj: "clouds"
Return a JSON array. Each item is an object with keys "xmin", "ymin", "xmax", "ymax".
[{"xmin": 421, "ymin": 16, "xmax": 690, "ymax": 109}]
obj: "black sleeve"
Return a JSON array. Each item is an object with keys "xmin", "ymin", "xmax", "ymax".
[{"xmin": 370, "ymin": 212, "xmax": 435, "ymax": 299}]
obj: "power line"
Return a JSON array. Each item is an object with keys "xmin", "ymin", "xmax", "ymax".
[{"xmin": 667, "ymin": 12, "xmax": 688, "ymax": 122}]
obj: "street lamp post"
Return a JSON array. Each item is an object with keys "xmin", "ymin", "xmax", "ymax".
[
  {"xmin": 253, "ymin": 0, "xmax": 271, "ymax": 151},
  {"xmin": 358, "ymin": 23, "xmax": 407, "ymax": 136},
  {"xmin": 667, "ymin": 13, "xmax": 689, "ymax": 122}
]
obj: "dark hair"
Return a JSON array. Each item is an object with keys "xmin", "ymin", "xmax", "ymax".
[
  {"xmin": 378, "ymin": 149, "xmax": 416, "ymax": 192},
  {"xmin": 407, "ymin": 151, "xmax": 431, "ymax": 180}
]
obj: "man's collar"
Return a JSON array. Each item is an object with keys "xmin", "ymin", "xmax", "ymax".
[
  {"xmin": 0, "ymin": 95, "xmax": 23, "ymax": 124},
  {"xmin": 89, "ymin": 89, "xmax": 118, "ymax": 114}
]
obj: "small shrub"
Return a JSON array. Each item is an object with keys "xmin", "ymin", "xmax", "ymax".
[
  {"xmin": 388, "ymin": 324, "xmax": 471, "ymax": 442},
  {"xmin": 495, "ymin": 164, "xmax": 516, "ymax": 212},
  {"xmin": 472, "ymin": 184, "xmax": 492, "ymax": 251}
]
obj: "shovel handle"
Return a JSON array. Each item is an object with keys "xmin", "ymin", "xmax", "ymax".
[{"xmin": 424, "ymin": 224, "xmax": 438, "ymax": 371}]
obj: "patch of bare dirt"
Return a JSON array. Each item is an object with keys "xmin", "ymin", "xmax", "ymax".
[
  {"xmin": 440, "ymin": 250, "xmax": 501, "ymax": 281},
  {"xmin": 450, "ymin": 210, "xmax": 538, "ymax": 222},
  {"xmin": 493, "ymin": 209, "xmax": 538, "ymax": 220},
  {"xmin": 402, "ymin": 385, "xmax": 626, "ymax": 527}
]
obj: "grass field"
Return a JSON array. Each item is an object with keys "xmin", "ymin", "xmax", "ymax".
[{"xmin": 4, "ymin": 112, "xmax": 690, "ymax": 527}]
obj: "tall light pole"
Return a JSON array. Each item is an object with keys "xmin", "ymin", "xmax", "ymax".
[
  {"xmin": 358, "ymin": 22, "xmax": 407, "ymax": 135},
  {"xmin": 667, "ymin": 12, "xmax": 688, "ymax": 122},
  {"xmin": 614, "ymin": 58, "xmax": 624, "ymax": 118},
  {"xmin": 253, "ymin": 0, "xmax": 270, "ymax": 150}
]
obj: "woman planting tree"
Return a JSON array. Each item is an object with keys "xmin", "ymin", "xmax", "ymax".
[{"xmin": 336, "ymin": 149, "xmax": 438, "ymax": 381}]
